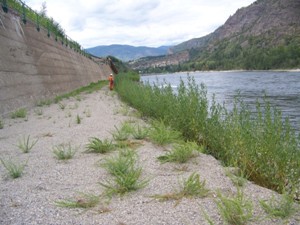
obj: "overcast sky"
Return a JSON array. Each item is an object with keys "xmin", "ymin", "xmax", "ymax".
[{"xmin": 25, "ymin": 0, "xmax": 255, "ymax": 48}]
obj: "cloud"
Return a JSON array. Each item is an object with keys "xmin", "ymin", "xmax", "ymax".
[{"xmin": 26, "ymin": 0, "xmax": 255, "ymax": 48}]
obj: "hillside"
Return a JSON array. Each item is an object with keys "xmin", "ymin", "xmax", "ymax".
[
  {"xmin": 86, "ymin": 44, "xmax": 170, "ymax": 62},
  {"xmin": 130, "ymin": 0, "xmax": 300, "ymax": 72}
]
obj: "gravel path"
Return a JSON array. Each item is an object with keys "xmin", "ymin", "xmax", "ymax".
[{"xmin": 0, "ymin": 87, "xmax": 299, "ymax": 225}]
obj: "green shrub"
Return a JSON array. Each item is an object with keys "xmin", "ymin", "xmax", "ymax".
[{"xmin": 115, "ymin": 72, "xmax": 300, "ymax": 194}]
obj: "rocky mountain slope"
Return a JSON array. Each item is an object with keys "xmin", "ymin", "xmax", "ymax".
[
  {"xmin": 131, "ymin": 0, "xmax": 300, "ymax": 72},
  {"xmin": 86, "ymin": 44, "xmax": 170, "ymax": 62}
]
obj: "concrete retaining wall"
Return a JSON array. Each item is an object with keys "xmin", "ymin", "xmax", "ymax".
[{"xmin": 0, "ymin": 9, "xmax": 112, "ymax": 116}]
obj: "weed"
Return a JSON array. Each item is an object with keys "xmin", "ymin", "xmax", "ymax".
[
  {"xmin": 148, "ymin": 120, "xmax": 182, "ymax": 145},
  {"xmin": 100, "ymin": 149, "xmax": 148, "ymax": 196},
  {"xmin": 157, "ymin": 141, "xmax": 197, "ymax": 164},
  {"xmin": 10, "ymin": 108, "xmax": 27, "ymax": 119},
  {"xmin": 17, "ymin": 135, "xmax": 38, "ymax": 153},
  {"xmin": 85, "ymin": 137, "xmax": 114, "ymax": 154},
  {"xmin": 76, "ymin": 114, "xmax": 81, "ymax": 124},
  {"xmin": 180, "ymin": 173, "xmax": 210, "ymax": 198},
  {"xmin": 36, "ymin": 99, "xmax": 52, "ymax": 107},
  {"xmin": 0, "ymin": 118, "xmax": 4, "ymax": 129},
  {"xmin": 0, "ymin": 158, "xmax": 27, "ymax": 178},
  {"xmin": 152, "ymin": 173, "xmax": 209, "ymax": 202},
  {"xmin": 115, "ymin": 72, "xmax": 300, "ymax": 193},
  {"xmin": 111, "ymin": 123, "xmax": 133, "ymax": 141},
  {"xmin": 216, "ymin": 189, "xmax": 253, "ymax": 225},
  {"xmin": 132, "ymin": 125, "xmax": 149, "ymax": 140},
  {"xmin": 53, "ymin": 143, "xmax": 76, "ymax": 160},
  {"xmin": 58, "ymin": 102, "xmax": 66, "ymax": 110},
  {"xmin": 260, "ymin": 192, "xmax": 297, "ymax": 219},
  {"xmin": 34, "ymin": 108, "xmax": 43, "ymax": 116},
  {"xmin": 55, "ymin": 193, "xmax": 99, "ymax": 208}
]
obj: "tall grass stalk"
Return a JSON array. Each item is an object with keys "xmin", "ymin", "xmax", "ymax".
[
  {"xmin": 115, "ymin": 72, "xmax": 300, "ymax": 194},
  {"xmin": 17, "ymin": 135, "xmax": 38, "ymax": 153},
  {"xmin": 0, "ymin": 158, "xmax": 27, "ymax": 178}
]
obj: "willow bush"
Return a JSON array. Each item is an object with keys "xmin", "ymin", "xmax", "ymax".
[{"xmin": 115, "ymin": 72, "xmax": 300, "ymax": 194}]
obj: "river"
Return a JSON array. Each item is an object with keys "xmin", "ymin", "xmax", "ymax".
[{"xmin": 141, "ymin": 71, "xmax": 300, "ymax": 131}]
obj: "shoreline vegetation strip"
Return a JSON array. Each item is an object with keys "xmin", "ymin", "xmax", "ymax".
[{"xmin": 115, "ymin": 71, "xmax": 300, "ymax": 195}]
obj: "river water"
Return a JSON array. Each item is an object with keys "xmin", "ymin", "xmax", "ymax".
[{"xmin": 141, "ymin": 71, "xmax": 300, "ymax": 131}]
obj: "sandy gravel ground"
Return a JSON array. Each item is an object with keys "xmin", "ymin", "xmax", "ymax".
[{"xmin": 0, "ymin": 87, "xmax": 299, "ymax": 225}]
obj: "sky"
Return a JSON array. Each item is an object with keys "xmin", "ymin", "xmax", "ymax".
[{"xmin": 25, "ymin": 0, "xmax": 255, "ymax": 49}]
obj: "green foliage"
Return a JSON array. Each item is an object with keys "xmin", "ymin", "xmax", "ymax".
[
  {"xmin": 152, "ymin": 173, "xmax": 209, "ymax": 201},
  {"xmin": 260, "ymin": 193, "xmax": 297, "ymax": 219},
  {"xmin": 55, "ymin": 193, "xmax": 99, "ymax": 208},
  {"xmin": 100, "ymin": 149, "xmax": 148, "ymax": 196},
  {"xmin": 17, "ymin": 135, "xmax": 38, "ymax": 153},
  {"xmin": 148, "ymin": 120, "xmax": 182, "ymax": 146},
  {"xmin": 115, "ymin": 72, "xmax": 300, "ymax": 194},
  {"xmin": 54, "ymin": 80, "xmax": 107, "ymax": 103},
  {"xmin": 85, "ymin": 137, "xmax": 114, "ymax": 154},
  {"xmin": 53, "ymin": 143, "xmax": 76, "ymax": 160},
  {"xmin": 111, "ymin": 123, "xmax": 133, "ymax": 141},
  {"xmin": 76, "ymin": 114, "xmax": 81, "ymax": 124},
  {"xmin": 157, "ymin": 141, "xmax": 198, "ymax": 164},
  {"xmin": 216, "ymin": 190, "xmax": 253, "ymax": 225},
  {"xmin": 131, "ymin": 125, "xmax": 149, "ymax": 140},
  {"xmin": 0, "ymin": 118, "xmax": 4, "ymax": 129},
  {"xmin": 36, "ymin": 99, "xmax": 52, "ymax": 107},
  {"xmin": 10, "ymin": 108, "xmax": 27, "ymax": 119},
  {"xmin": 0, "ymin": 158, "xmax": 27, "ymax": 179}
]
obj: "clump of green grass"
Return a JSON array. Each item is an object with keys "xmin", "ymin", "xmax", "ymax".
[
  {"xmin": 17, "ymin": 135, "xmax": 38, "ymax": 153},
  {"xmin": 55, "ymin": 192, "xmax": 99, "ymax": 208},
  {"xmin": 76, "ymin": 114, "xmax": 81, "ymax": 124},
  {"xmin": 132, "ymin": 125, "xmax": 149, "ymax": 140},
  {"xmin": 85, "ymin": 137, "xmax": 114, "ymax": 154},
  {"xmin": 216, "ymin": 189, "xmax": 253, "ymax": 225},
  {"xmin": 152, "ymin": 173, "xmax": 209, "ymax": 202},
  {"xmin": 54, "ymin": 80, "xmax": 107, "ymax": 103},
  {"xmin": 148, "ymin": 120, "xmax": 182, "ymax": 145},
  {"xmin": 36, "ymin": 99, "xmax": 52, "ymax": 107},
  {"xmin": 10, "ymin": 108, "xmax": 27, "ymax": 119},
  {"xmin": 0, "ymin": 118, "xmax": 4, "ymax": 129},
  {"xmin": 157, "ymin": 141, "xmax": 198, "ymax": 163},
  {"xmin": 260, "ymin": 192, "xmax": 297, "ymax": 219},
  {"xmin": 111, "ymin": 122, "xmax": 133, "ymax": 141},
  {"xmin": 53, "ymin": 143, "xmax": 77, "ymax": 160},
  {"xmin": 0, "ymin": 158, "xmax": 27, "ymax": 178},
  {"xmin": 100, "ymin": 149, "xmax": 148, "ymax": 196}
]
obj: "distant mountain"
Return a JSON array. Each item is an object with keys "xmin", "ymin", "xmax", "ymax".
[
  {"xmin": 86, "ymin": 44, "xmax": 170, "ymax": 62},
  {"xmin": 130, "ymin": 0, "xmax": 300, "ymax": 72}
]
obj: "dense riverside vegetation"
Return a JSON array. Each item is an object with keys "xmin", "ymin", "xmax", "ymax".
[{"xmin": 115, "ymin": 72, "xmax": 300, "ymax": 195}]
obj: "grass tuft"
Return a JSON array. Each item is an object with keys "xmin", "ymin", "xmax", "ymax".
[
  {"xmin": 216, "ymin": 189, "xmax": 253, "ymax": 225},
  {"xmin": 260, "ymin": 192, "xmax": 297, "ymax": 219},
  {"xmin": 0, "ymin": 158, "xmax": 27, "ymax": 178},
  {"xmin": 53, "ymin": 143, "xmax": 77, "ymax": 160},
  {"xmin": 132, "ymin": 125, "xmax": 149, "ymax": 140},
  {"xmin": 152, "ymin": 173, "xmax": 209, "ymax": 202},
  {"xmin": 157, "ymin": 141, "xmax": 198, "ymax": 163},
  {"xmin": 100, "ymin": 149, "xmax": 148, "ymax": 196},
  {"xmin": 17, "ymin": 135, "xmax": 38, "ymax": 153},
  {"xmin": 85, "ymin": 137, "xmax": 114, "ymax": 154},
  {"xmin": 10, "ymin": 108, "xmax": 27, "ymax": 119},
  {"xmin": 148, "ymin": 120, "xmax": 182, "ymax": 146},
  {"xmin": 55, "ymin": 193, "xmax": 99, "ymax": 208}
]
